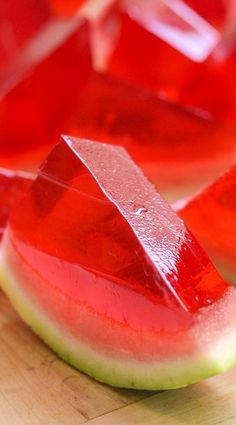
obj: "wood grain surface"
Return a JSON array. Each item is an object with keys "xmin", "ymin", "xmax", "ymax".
[{"xmin": 0, "ymin": 290, "xmax": 235, "ymax": 425}]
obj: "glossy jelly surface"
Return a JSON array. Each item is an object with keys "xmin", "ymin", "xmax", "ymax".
[
  {"xmin": 0, "ymin": 169, "xmax": 33, "ymax": 240},
  {"xmin": 69, "ymin": 72, "xmax": 236, "ymax": 198},
  {"xmin": 107, "ymin": 0, "xmax": 236, "ymax": 121},
  {"xmin": 0, "ymin": 0, "xmax": 51, "ymax": 69},
  {"xmin": 178, "ymin": 166, "xmax": 236, "ymax": 280},
  {"xmin": 0, "ymin": 18, "xmax": 92, "ymax": 169},
  {"xmin": 8, "ymin": 137, "xmax": 227, "ymax": 333}
]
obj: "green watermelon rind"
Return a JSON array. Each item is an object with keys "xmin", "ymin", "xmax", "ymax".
[{"xmin": 1, "ymin": 249, "xmax": 236, "ymax": 390}]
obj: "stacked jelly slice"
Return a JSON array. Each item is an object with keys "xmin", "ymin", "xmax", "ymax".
[{"xmin": 1, "ymin": 137, "xmax": 236, "ymax": 389}]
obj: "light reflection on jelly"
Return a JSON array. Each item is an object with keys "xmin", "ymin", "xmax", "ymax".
[{"xmin": 126, "ymin": 0, "xmax": 220, "ymax": 62}]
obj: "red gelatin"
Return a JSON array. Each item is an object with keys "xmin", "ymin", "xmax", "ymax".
[
  {"xmin": 84, "ymin": 0, "xmax": 121, "ymax": 70},
  {"xmin": 6, "ymin": 137, "xmax": 227, "ymax": 327},
  {"xmin": 49, "ymin": 0, "xmax": 85, "ymax": 16},
  {"xmin": 184, "ymin": 0, "xmax": 226, "ymax": 28},
  {"xmin": 0, "ymin": 169, "xmax": 33, "ymax": 240},
  {"xmin": 49, "ymin": 0, "xmax": 120, "ymax": 70},
  {"xmin": 70, "ymin": 72, "xmax": 236, "ymax": 200},
  {"xmin": 0, "ymin": 0, "xmax": 51, "ymax": 69},
  {"xmin": 3, "ymin": 137, "xmax": 236, "ymax": 389},
  {"xmin": 0, "ymin": 18, "xmax": 92, "ymax": 170},
  {"xmin": 177, "ymin": 166, "xmax": 236, "ymax": 285},
  {"xmin": 107, "ymin": 0, "xmax": 236, "ymax": 121}
]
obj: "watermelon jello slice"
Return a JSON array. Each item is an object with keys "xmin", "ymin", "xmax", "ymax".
[
  {"xmin": 0, "ymin": 169, "xmax": 33, "ymax": 241},
  {"xmin": 177, "ymin": 165, "xmax": 236, "ymax": 286},
  {"xmin": 1, "ymin": 137, "xmax": 236, "ymax": 389}
]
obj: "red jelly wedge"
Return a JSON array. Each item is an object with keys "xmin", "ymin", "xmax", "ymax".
[
  {"xmin": 107, "ymin": 0, "xmax": 236, "ymax": 122},
  {"xmin": 1, "ymin": 136, "xmax": 236, "ymax": 389},
  {"xmin": 0, "ymin": 169, "xmax": 33, "ymax": 241},
  {"xmin": 70, "ymin": 71, "xmax": 236, "ymax": 200},
  {"xmin": 177, "ymin": 166, "xmax": 236, "ymax": 286},
  {"xmin": 0, "ymin": 0, "xmax": 51, "ymax": 69},
  {"xmin": 0, "ymin": 17, "xmax": 92, "ymax": 170}
]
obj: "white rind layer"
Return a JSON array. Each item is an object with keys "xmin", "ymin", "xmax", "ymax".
[{"xmin": 1, "ymin": 236, "xmax": 236, "ymax": 389}]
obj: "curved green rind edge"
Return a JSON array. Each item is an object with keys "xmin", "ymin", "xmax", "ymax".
[{"xmin": 1, "ymin": 256, "xmax": 236, "ymax": 390}]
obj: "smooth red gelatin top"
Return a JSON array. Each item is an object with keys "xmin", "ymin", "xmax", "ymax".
[
  {"xmin": 0, "ymin": 0, "xmax": 51, "ymax": 69},
  {"xmin": 8, "ymin": 137, "xmax": 227, "ymax": 333},
  {"xmin": 0, "ymin": 169, "xmax": 33, "ymax": 240},
  {"xmin": 0, "ymin": 18, "xmax": 92, "ymax": 169},
  {"xmin": 177, "ymin": 166, "xmax": 236, "ymax": 283}
]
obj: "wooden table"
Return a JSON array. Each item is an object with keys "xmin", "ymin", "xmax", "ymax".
[{"xmin": 0, "ymin": 290, "xmax": 236, "ymax": 425}]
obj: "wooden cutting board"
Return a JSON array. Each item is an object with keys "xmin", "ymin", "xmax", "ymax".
[{"xmin": 0, "ymin": 290, "xmax": 236, "ymax": 425}]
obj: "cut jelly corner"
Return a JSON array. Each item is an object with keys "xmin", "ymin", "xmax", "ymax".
[
  {"xmin": 176, "ymin": 165, "xmax": 236, "ymax": 287},
  {"xmin": 0, "ymin": 168, "xmax": 33, "ymax": 241},
  {"xmin": 68, "ymin": 71, "xmax": 236, "ymax": 201},
  {"xmin": 1, "ymin": 136, "xmax": 236, "ymax": 389},
  {"xmin": 49, "ymin": 0, "xmax": 120, "ymax": 71},
  {"xmin": 0, "ymin": 16, "xmax": 92, "ymax": 170},
  {"xmin": 106, "ymin": 0, "xmax": 236, "ymax": 122}
]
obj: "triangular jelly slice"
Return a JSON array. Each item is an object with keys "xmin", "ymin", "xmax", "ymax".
[
  {"xmin": 0, "ymin": 17, "xmax": 92, "ymax": 169},
  {"xmin": 68, "ymin": 72, "xmax": 236, "ymax": 200},
  {"xmin": 0, "ymin": 169, "xmax": 33, "ymax": 241},
  {"xmin": 2, "ymin": 137, "xmax": 236, "ymax": 390},
  {"xmin": 6, "ymin": 136, "xmax": 228, "ymax": 315},
  {"xmin": 177, "ymin": 165, "xmax": 236, "ymax": 285}
]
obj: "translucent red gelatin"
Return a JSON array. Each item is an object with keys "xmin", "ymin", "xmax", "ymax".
[
  {"xmin": 49, "ymin": 0, "xmax": 85, "ymax": 16},
  {"xmin": 107, "ymin": 0, "xmax": 236, "ymax": 121},
  {"xmin": 177, "ymin": 166, "xmax": 236, "ymax": 284},
  {"xmin": 7, "ymin": 137, "xmax": 227, "ymax": 333},
  {"xmin": 0, "ymin": 169, "xmax": 33, "ymax": 240},
  {"xmin": 184, "ymin": 0, "xmax": 226, "ymax": 28},
  {"xmin": 0, "ymin": 0, "xmax": 51, "ymax": 69},
  {"xmin": 0, "ymin": 18, "xmax": 92, "ymax": 169},
  {"xmin": 48, "ymin": 0, "xmax": 120, "ymax": 70},
  {"xmin": 69, "ymin": 71, "xmax": 236, "ymax": 200}
]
